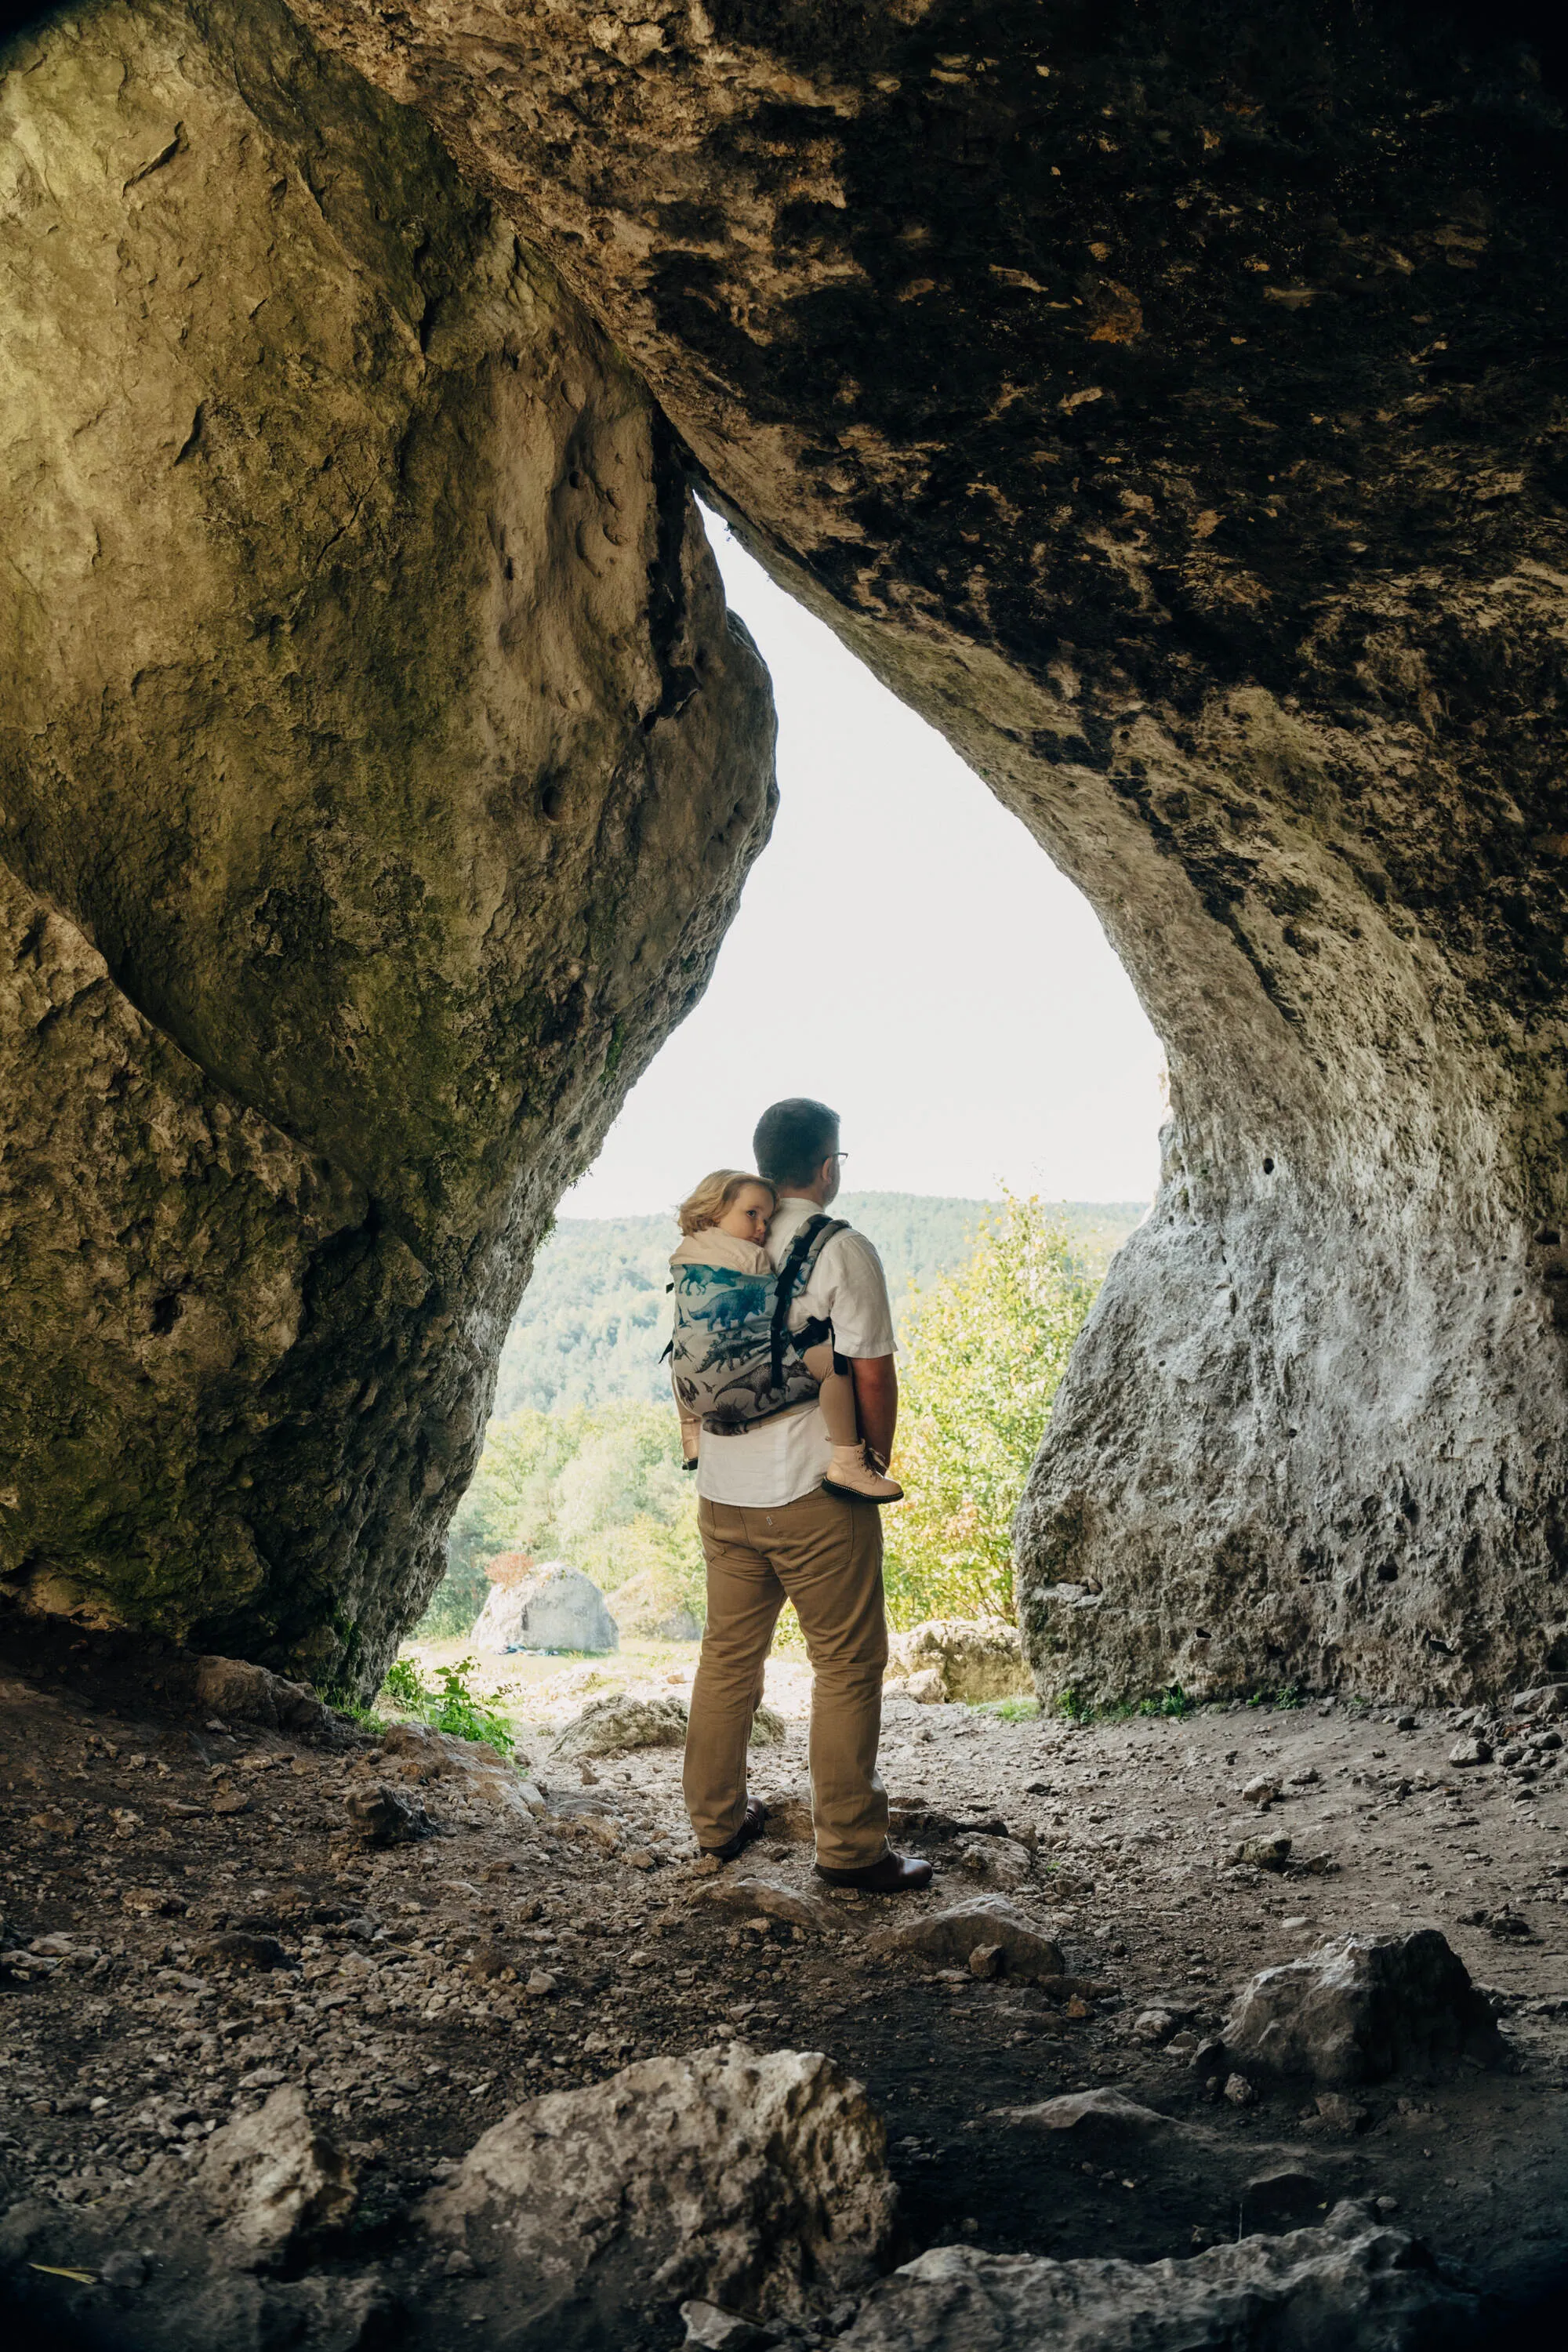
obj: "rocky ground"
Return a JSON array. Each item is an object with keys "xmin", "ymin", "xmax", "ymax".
[{"xmin": 2, "ymin": 1606, "xmax": 1566, "ymax": 2348}]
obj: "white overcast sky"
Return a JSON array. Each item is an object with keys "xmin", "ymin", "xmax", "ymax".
[{"xmin": 561, "ymin": 513, "xmax": 1167, "ymax": 1218}]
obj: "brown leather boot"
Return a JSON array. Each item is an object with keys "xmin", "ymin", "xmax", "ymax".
[
  {"xmin": 702, "ymin": 1797, "xmax": 768, "ymax": 1864},
  {"xmin": 815, "ymin": 1848, "xmax": 932, "ymax": 1893}
]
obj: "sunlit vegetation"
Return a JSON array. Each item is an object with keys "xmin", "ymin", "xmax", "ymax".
[{"xmin": 423, "ymin": 1193, "xmax": 1138, "ymax": 1640}]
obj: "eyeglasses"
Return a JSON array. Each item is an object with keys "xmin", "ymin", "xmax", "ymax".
[{"xmin": 829, "ymin": 1149, "xmax": 848, "ymax": 1163}]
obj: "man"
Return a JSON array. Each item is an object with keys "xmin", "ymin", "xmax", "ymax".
[{"xmin": 681, "ymin": 1097, "xmax": 932, "ymax": 1893}]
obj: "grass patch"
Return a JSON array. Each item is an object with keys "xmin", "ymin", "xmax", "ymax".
[
  {"xmin": 972, "ymin": 1694, "xmax": 1040, "ymax": 1722},
  {"xmin": 337, "ymin": 1700, "xmax": 387, "ymax": 1735},
  {"xmin": 1054, "ymin": 1682, "xmax": 1192, "ymax": 1724},
  {"xmin": 379, "ymin": 1655, "xmax": 516, "ymax": 1756}
]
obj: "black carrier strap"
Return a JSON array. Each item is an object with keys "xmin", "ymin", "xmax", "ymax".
[{"xmin": 768, "ymin": 1215, "xmax": 848, "ymax": 1392}]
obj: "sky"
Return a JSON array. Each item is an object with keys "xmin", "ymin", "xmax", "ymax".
[{"xmin": 561, "ymin": 514, "xmax": 1167, "ymax": 1218}]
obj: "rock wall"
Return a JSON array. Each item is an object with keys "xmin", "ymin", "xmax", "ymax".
[
  {"xmin": 0, "ymin": 0, "xmax": 775, "ymax": 1690},
  {"xmin": 284, "ymin": 1, "xmax": 1568, "ymax": 1700}
]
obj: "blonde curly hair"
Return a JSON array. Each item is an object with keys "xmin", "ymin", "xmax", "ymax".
[{"xmin": 677, "ymin": 1168, "xmax": 776, "ymax": 1237}]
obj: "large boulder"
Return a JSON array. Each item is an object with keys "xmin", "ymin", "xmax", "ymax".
[
  {"xmin": 836, "ymin": 2207, "xmax": 1478, "ymax": 2350},
  {"xmin": 288, "ymin": 1, "xmax": 1568, "ymax": 1704},
  {"xmin": 473, "ymin": 1563, "xmax": 619, "ymax": 1657},
  {"xmin": 419, "ymin": 2043, "xmax": 898, "ymax": 2343},
  {"xmin": 1222, "ymin": 1930, "xmax": 1505, "ymax": 2086},
  {"xmin": 887, "ymin": 1621, "xmax": 1033, "ymax": 1706},
  {"xmin": 0, "ymin": 0, "xmax": 773, "ymax": 1692}
]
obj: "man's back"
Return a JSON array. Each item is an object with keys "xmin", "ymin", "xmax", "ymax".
[{"xmin": 693, "ymin": 1195, "xmax": 895, "ymax": 1509}]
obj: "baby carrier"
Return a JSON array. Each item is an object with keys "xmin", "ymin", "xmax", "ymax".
[{"xmin": 667, "ymin": 1215, "xmax": 848, "ymax": 1436}]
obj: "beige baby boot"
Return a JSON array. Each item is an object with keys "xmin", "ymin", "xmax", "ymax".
[{"xmin": 822, "ymin": 1443, "xmax": 904, "ymax": 1505}]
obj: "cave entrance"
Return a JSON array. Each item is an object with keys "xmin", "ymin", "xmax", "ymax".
[
  {"xmin": 419, "ymin": 515, "xmax": 1164, "ymax": 1659},
  {"xmin": 565, "ymin": 509, "xmax": 1167, "ymax": 1225}
]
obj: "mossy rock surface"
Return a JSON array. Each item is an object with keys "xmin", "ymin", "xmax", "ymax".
[{"xmin": 0, "ymin": 0, "xmax": 775, "ymax": 1691}]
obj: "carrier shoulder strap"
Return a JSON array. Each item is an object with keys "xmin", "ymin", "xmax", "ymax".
[{"xmin": 768, "ymin": 1215, "xmax": 848, "ymax": 1389}]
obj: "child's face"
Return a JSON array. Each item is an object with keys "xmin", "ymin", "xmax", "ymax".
[{"xmin": 717, "ymin": 1183, "xmax": 775, "ymax": 1246}]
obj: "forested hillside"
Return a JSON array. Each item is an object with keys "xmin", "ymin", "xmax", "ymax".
[{"xmin": 492, "ymin": 1192, "xmax": 1146, "ymax": 1415}]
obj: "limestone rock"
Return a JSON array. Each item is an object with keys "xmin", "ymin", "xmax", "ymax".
[
  {"xmin": 378, "ymin": 1721, "xmax": 543, "ymax": 1828},
  {"xmin": 689, "ymin": 1875, "xmax": 842, "ymax": 1934},
  {"xmin": 1002, "ymin": 2087, "xmax": 1174, "ymax": 2137},
  {"xmin": 757, "ymin": 1793, "xmax": 815, "ymax": 1846},
  {"xmin": 291, "ymin": 0, "xmax": 1568, "ymax": 1708},
  {"xmin": 198, "ymin": 2087, "xmax": 356, "ymax": 2261},
  {"xmin": 419, "ymin": 2043, "xmax": 898, "ymax": 2336},
  {"xmin": 835, "ymin": 2209, "xmax": 1478, "ymax": 2350},
  {"xmin": 887, "ymin": 1621, "xmax": 1033, "ymax": 1706},
  {"xmin": 681, "ymin": 2305, "xmax": 776, "ymax": 2352},
  {"xmin": 867, "ymin": 1898, "xmax": 1065, "ymax": 1981},
  {"xmin": 474, "ymin": 1565, "xmax": 619, "ymax": 1657},
  {"xmin": 953, "ymin": 1835, "xmax": 1034, "ymax": 1890},
  {"xmin": 343, "ymin": 1783, "xmax": 431, "ymax": 1846},
  {"xmin": 551, "ymin": 1693, "xmax": 687, "ymax": 1760},
  {"xmin": 192, "ymin": 1657, "xmax": 338, "ymax": 1744},
  {"xmin": 895, "ymin": 1669, "xmax": 947, "ymax": 1707},
  {"xmin": 1223, "ymin": 1930, "xmax": 1505, "ymax": 2085},
  {"xmin": 1234, "ymin": 1835, "xmax": 1293, "ymax": 1873},
  {"xmin": 0, "ymin": 0, "xmax": 773, "ymax": 1691},
  {"xmin": 1512, "ymin": 1684, "xmax": 1568, "ymax": 1719},
  {"xmin": 1243, "ymin": 2168, "xmax": 1334, "ymax": 2230}
]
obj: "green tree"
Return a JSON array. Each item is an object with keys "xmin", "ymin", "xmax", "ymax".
[
  {"xmin": 883, "ymin": 1195, "xmax": 1098, "ymax": 1628},
  {"xmin": 420, "ymin": 1399, "xmax": 704, "ymax": 1635}
]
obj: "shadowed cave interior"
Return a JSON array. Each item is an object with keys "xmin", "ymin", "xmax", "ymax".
[{"xmin": 2, "ymin": 2, "xmax": 1568, "ymax": 2347}]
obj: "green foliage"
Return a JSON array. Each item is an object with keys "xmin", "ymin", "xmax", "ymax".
[
  {"xmin": 379, "ymin": 1656, "xmax": 515, "ymax": 1755},
  {"xmin": 417, "ymin": 1554, "xmax": 492, "ymax": 1639},
  {"xmin": 1053, "ymin": 1682, "xmax": 1192, "ymax": 1724},
  {"xmin": 974, "ymin": 1694, "xmax": 1040, "ymax": 1722},
  {"xmin": 884, "ymin": 1195, "xmax": 1100, "ymax": 1628},
  {"xmin": 421, "ymin": 1399, "xmax": 705, "ymax": 1639},
  {"xmin": 416, "ymin": 1189, "xmax": 1146, "ymax": 1642},
  {"xmin": 490, "ymin": 1192, "xmax": 1144, "ymax": 1415},
  {"xmin": 335, "ymin": 1700, "xmax": 387, "ymax": 1733}
]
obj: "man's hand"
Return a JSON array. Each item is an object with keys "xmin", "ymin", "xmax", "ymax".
[{"xmin": 849, "ymin": 1355, "xmax": 898, "ymax": 1473}]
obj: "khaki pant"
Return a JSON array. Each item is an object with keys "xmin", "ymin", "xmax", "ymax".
[{"xmin": 684, "ymin": 1487, "xmax": 889, "ymax": 1872}]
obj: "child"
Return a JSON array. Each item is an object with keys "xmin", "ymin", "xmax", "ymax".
[{"xmin": 670, "ymin": 1169, "xmax": 903, "ymax": 1504}]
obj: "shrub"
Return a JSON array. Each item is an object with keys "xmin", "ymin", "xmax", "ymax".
[
  {"xmin": 379, "ymin": 1656, "xmax": 515, "ymax": 1756},
  {"xmin": 884, "ymin": 1194, "xmax": 1098, "ymax": 1628}
]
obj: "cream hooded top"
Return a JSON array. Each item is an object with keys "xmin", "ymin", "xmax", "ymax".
[{"xmin": 669, "ymin": 1228, "xmax": 771, "ymax": 1277}]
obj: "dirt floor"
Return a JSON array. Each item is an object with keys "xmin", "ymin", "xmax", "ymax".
[{"xmin": 3, "ymin": 1610, "xmax": 1566, "ymax": 2347}]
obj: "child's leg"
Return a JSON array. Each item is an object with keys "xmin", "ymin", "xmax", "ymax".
[
  {"xmin": 673, "ymin": 1372, "xmax": 702, "ymax": 1468},
  {"xmin": 802, "ymin": 1341, "xmax": 859, "ymax": 1446},
  {"xmin": 802, "ymin": 1341, "xmax": 904, "ymax": 1504}
]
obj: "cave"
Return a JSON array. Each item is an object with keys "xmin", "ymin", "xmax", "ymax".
[
  {"xmin": 5, "ymin": 5, "xmax": 1568, "ymax": 2343},
  {"xmin": 5, "ymin": 0, "xmax": 1566, "ymax": 1708}
]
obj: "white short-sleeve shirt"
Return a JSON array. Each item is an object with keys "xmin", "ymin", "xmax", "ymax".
[{"xmin": 695, "ymin": 1194, "xmax": 897, "ymax": 1509}]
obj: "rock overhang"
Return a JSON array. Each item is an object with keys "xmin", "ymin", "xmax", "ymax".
[{"xmin": 5, "ymin": 0, "xmax": 1568, "ymax": 1700}]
